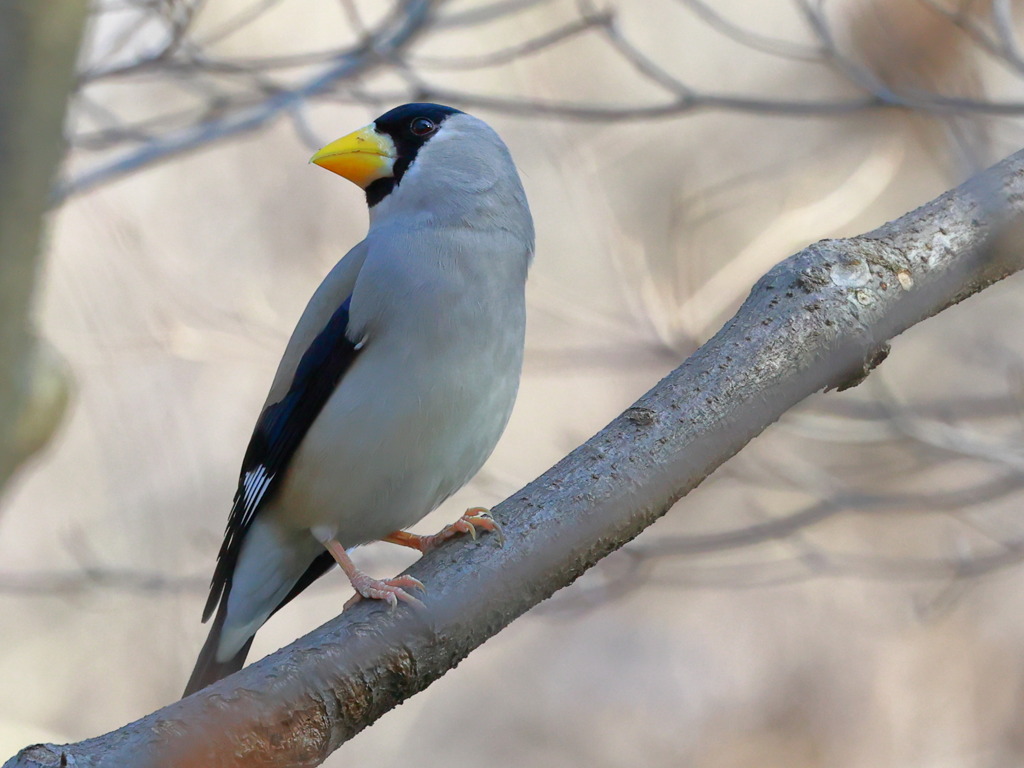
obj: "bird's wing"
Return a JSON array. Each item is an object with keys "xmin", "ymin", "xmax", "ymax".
[
  {"xmin": 201, "ymin": 244, "xmax": 370, "ymax": 622},
  {"xmin": 261, "ymin": 240, "xmax": 369, "ymax": 407},
  {"xmin": 203, "ymin": 297, "xmax": 361, "ymax": 621}
]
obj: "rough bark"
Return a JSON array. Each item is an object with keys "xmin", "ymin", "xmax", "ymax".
[
  {"xmin": 7, "ymin": 147, "xmax": 1024, "ymax": 768},
  {"xmin": 0, "ymin": 1, "xmax": 84, "ymax": 493}
]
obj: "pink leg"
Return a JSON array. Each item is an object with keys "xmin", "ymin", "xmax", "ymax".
[
  {"xmin": 382, "ymin": 507, "xmax": 503, "ymax": 554},
  {"xmin": 322, "ymin": 538, "xmax": 425, "ymax": 610}
]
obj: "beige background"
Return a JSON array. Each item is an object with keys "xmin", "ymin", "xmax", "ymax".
[{"xmin": 4, "ymin": 1, "xmax": 1024, "ymax": 765}]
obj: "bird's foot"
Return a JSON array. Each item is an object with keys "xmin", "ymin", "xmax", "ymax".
[
  {"xmin": 322, "ymin": 537, "xmax": 426, "ymax": 611},
  {"xmin": 343, "ymin": 572, "xmax": 426, "ymax": 611},
  {"xmin": 383, "ymin": 507, "xmax": 503, "ymax": 553}
]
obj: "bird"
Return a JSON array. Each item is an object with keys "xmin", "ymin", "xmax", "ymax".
[{"xmin": 183, "ymin": 103, "xmax": 534, "ymax": 697}]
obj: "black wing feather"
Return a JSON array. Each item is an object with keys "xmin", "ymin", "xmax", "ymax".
[{"xmin": 202, "ymin": 297, "xmax": 361, "ymax": 622}]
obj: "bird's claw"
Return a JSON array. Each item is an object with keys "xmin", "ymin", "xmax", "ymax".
[
  {"xmin": 462, "ymin": 507, "xmax": 504, "ymax": 547},
  {"xmin": 448, "ymin": 507, "xmax": 503, "ymax": 546},
  {"xmin": 345, "ymin": 573, "xmax": 426, "ymax": 611}
]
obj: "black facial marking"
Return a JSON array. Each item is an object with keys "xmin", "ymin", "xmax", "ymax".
[{"xmin": 365, "ymin": 103, "xmax": 463, "ymax": 207}]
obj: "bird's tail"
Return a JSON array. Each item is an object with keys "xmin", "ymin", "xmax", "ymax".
[{"xmin": 182, "ymin": 599, "xmax": 254, "ymax": 698}]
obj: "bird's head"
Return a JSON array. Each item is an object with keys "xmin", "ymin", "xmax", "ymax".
[
  {"xmin": 311, "ymin": 103, "xmax": 532, "ymax": 249},
  {"xmin": 311, "ymin": 103, "xmax": 518, "ymax": 208},
  {"xmin": 310, "ymin": 103, "xmax": 464, "ymax": 206}
]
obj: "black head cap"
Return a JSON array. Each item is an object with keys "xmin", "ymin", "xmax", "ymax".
[{"xmin": 365, "ymin": 103, "xmax": 464, "ymax": 207}]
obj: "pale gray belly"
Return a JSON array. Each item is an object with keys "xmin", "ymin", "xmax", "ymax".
[{"xmin": 270, "ymin": 338, "xmax": 521, "ymax": 547}]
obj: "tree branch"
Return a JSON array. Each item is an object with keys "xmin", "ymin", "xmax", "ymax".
[
  {"xmin": 57, "ymin": 0, "xmax": 439, "ymax": 202},
  {"xmin": 65, "ymin": 0, "xmax": 1024, "ymax": 202},
  {"xmin": 8, "ymin": 146, "xmax": 1024, "ymax": 768}
]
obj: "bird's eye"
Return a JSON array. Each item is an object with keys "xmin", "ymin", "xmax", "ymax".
[{"xmin": 410, "ymin": 117, "xmax": 436, "ymax": 136}]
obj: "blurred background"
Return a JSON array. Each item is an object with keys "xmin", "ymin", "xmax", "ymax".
[{"xmin": 4, "ymin": 0, "xmax": 1024, "ymax": 765}]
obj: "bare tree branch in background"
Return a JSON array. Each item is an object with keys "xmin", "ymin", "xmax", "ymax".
[
  {"xmin": 61, "ymin": 0, "xmax": 1024, "ymax": 200},
  {"xmin": 7, "ymin": 120, "xmax": 1024, "ymax": 768},
  {"xmin": 64, "ymin": 0, "xmax": 439, "ymax": 199},
  {"xmin": 0, "ymin": 3, "xmax": 84, "ymax": 495}
]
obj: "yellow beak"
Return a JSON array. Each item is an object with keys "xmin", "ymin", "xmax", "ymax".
[{"xmin": 310, "ymin": 125, "xmax": 396, "ymax": 188}]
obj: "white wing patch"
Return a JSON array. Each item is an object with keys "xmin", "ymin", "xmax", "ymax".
[{"xmin": 241, "ymin": 465, "xmax": 275, "ymax": 525}]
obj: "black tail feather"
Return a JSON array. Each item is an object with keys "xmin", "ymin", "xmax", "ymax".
[
  {"xmin": 183, "ymin": 600, "xmax": 254, "ymax": 698},
  {"xmin": 183, "ymin": 552, "xmax": 336, "ymax": 698}
]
